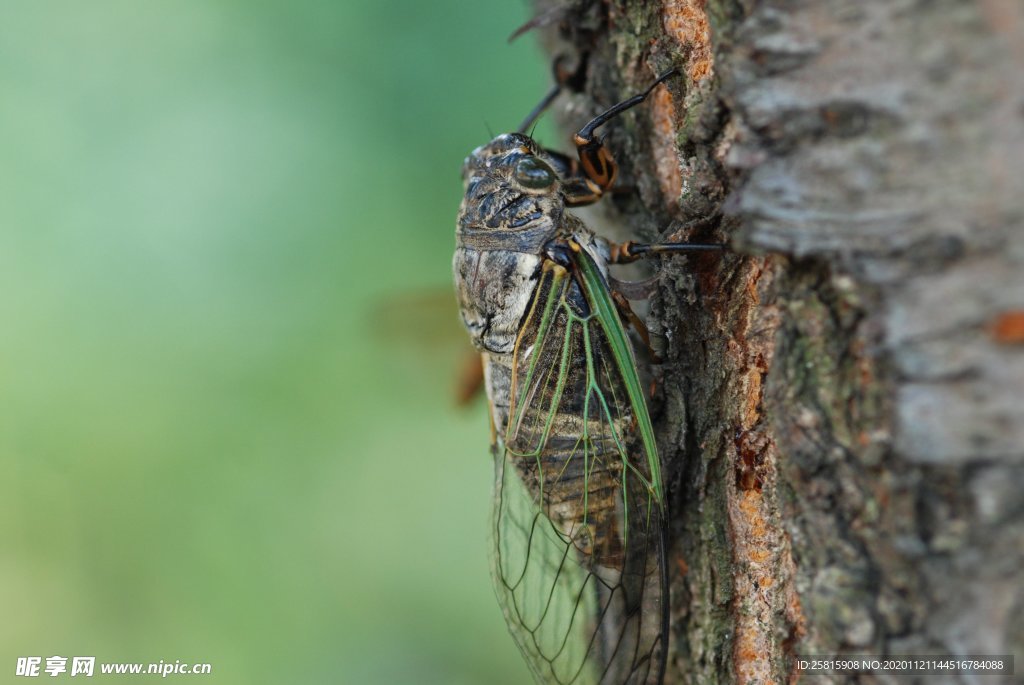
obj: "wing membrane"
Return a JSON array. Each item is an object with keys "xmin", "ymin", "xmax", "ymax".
[{"xmin": 492, "ymin": 254, "xmax": 668, "ymax": 685}]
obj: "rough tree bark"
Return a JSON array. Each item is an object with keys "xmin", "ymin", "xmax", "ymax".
[{"xmin": 528, "ymin": 0, "xmax": 1024, "ymax": 682}]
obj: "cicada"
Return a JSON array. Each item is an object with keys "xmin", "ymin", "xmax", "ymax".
[{"xmin": 453, "ymin": 66, "xmax": 721, "ymax": 685}]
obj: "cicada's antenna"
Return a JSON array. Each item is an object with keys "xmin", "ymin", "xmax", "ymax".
[{"xmin": 507, "ymin": 5, "xmax": 567, "ymax": 43}]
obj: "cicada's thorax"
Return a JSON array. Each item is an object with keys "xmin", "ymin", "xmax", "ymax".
[{"xmin": 454, "ymin": 133, "xmax": 574, "ymax": 432}]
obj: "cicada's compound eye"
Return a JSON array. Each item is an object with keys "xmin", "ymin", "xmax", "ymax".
[{"xmin": 514, "ymin": 156, "xmax": 556, "ymax": 190}]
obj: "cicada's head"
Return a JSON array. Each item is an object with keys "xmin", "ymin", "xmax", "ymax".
[{"xmin": 457, "ymin": 133, "xmax": 564, "ymax": 236}]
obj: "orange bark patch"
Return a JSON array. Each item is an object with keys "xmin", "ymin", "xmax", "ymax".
[
  {"xmin": 736, "ymin": 262, "xmax": 771, "ymax": 429},
  {"xmin": 662, "ymin": 0, "xmax": 714, "ymax": 82},
  {"xmin": 742, "ymin": 369, "xmax": 763, "ymax": 429},
  {"xmin": 747, "ymin": 548, "xmax": 770, "ymax": 564},
  {"xmin": 737, "ymin": 441, "xmax": 762, "ymax": 490},
  {"xmin": 739, "ymin": 490, "xmax": 768, "ymax": 538},
  {"xmin": 724, "ymin": 259, "xmax": 792, "ymax": 683},
  {"xmin": 686, "ymin": 236, "xmax": 795, "ymax": 680},
  {"xmin": 649, "ymin": 85, "xmax": 683, "ymax": 207},
  {"xmin": 731, "ymin": 486, "xmax": 776, "ymax": 684},
  {"xmin": 988, "ymin": 310, "xmax": 1024, "ymax": 343}
]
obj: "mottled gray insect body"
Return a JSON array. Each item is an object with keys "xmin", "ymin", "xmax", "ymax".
[
  {"xmin": 454, "ymin": 133, "xmax": 567, "ymax": 356},
  {"xmin": 452, "ymin": 71, "xmax": 696, "ymax": 684},
  {"xmin": 453, "ymin": 133, "xmax": 617, "ymax": 435}
]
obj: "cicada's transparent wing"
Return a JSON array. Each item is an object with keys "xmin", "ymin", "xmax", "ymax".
[{"xmin": 491, "ymin": 256, "xmax": 668, "ymax": 685}]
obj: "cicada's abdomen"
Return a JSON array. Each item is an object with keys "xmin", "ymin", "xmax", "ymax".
[{"xmin": 489, "ymin": 265, "xmax": 667, "ymax": 685}]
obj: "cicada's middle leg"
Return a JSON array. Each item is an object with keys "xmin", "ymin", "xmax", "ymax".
[
  {"xmin": 607, "ymin": 206, "xmax": 731, "ymax": 264},
  {"xmin": 608, "ymin": 239, "xmax": 727, "ymax": 264}
]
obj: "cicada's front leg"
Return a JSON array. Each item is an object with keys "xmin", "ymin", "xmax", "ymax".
[
  {"xmin": 547, "ymin": 69, "xmax": 681, "ymax": 207},
  {"xmin": 521, "ymin": 65, "xmax": 682, "ymax": 208},
  {"xmin": 569, "ymin": 68, "xmax": 680, "ymax": 197}
]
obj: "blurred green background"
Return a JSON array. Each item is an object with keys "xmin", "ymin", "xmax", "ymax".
[{"xmin": 0, "ymin": 2, "xmax": 558, "ymax": 683}]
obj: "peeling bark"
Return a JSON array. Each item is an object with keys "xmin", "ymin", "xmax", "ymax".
[{"xmin": 529, "ymin": 0, "xmax": 1024, "ymax": 682}]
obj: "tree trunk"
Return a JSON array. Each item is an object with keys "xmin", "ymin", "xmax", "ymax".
[{"xmin": 529, "ymin": 0, "xmax": 1024, "ymax": 682}]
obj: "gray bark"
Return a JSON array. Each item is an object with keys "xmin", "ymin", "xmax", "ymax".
[{"xmin": 530, "ymin": 0, "xmax": 1024, "ymax": 682}]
